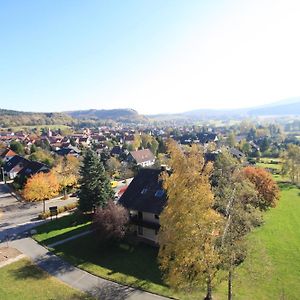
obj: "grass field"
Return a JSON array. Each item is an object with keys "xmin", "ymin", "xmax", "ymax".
[
  {"xmin": 33, "ymin": 213, "xmax": 92, "ymax": 246},
  {"xmin": 216, "ymin": 184, "xmax": 300, "ymax": 299},
  {"xmin": 0, "ymin": 259, "xmax": 93, "ymax": 300},
  {"xmin": 51, "ymin": 184, "xmax": 300, "ymax": 300}
]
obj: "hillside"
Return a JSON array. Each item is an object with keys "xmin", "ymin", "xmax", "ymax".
[
  {"xmin": 66, "ymin": 108, "xmax": 147, "ymax": 123},
  {"xmin": 0, "ymin": 109, "xmax": 74, "ymax": 127}
]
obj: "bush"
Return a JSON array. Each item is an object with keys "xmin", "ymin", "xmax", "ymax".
[
  {"xmin": 38, "ymin": 202, "xmax": 78, "ymax": 219},
  {"xmin": 93, "ymin": 200, "xmax": 129, "ymax": 242}
]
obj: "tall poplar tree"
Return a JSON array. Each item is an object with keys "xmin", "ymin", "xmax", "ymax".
[
  {"xmin": 78, "ymin": 149, "xmax": 113, "ymax": 212},
  {"xmin": 158, "ymin": 139, "xmax": 223, "ymax": 300}
]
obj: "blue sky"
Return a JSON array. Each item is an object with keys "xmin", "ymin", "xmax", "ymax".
[{"xmin": 1, "ymin": 0, "xmax": 300, "ymax": 114}]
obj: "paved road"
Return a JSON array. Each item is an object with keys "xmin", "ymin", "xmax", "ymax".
[
  {"xmin": 0, "ymin": 183, "xmax": 77, "ymax": 242},
  {"xmin": 10, "ymin": 238, "xmax": 170, "ymax": 300}
]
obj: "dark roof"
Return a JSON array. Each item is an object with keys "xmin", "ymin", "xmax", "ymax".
[
  {"xmin": 119, "ymin": 168, "xmax": 166, "ymax": 215},
  {"xmin": 110, "ymin": 146, "xmax": 122, "ymax": 156},
  {"xmin": 129, "ymin": 149, "xmax": 155, "ymax": 164},
  {"xmin": 198, "ymin": 133, "xmax": 218, "ymax": 144},
  {"xmin": 56, "ymin": 146, "xmax": 80, "ymax": 156},
  {"xmin": 4, "ymin": 155, "xmax": 29, "ymax": 173},
  {"xmin": 18, "ymin": 161, "xmax": 49, "ymax": 178},
  {"xmin": 229, "ymin": 147, "xmax": 245, "ymax": 159}
]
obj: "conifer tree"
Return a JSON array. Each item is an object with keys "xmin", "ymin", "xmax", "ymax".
[{"xmin": 78, "ymin": 149, "xmax": 113, "ymax": 212}]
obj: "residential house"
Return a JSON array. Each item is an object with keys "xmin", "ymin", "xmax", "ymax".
[
  {"xmin": 119, "ymin": 168, "xmax": 166, "ymax": 243},
  {"xmin": 17, "ymin": 160, "xmax": 49, "ymax": 183},
  {"xmin": 0, "ymin": 148, "xmax": 17, "ymax": 163},
  {"xmin": 3, "ymin": 155, "xmax": 29, "ymax": 179},
  {"xmin": 127, "ymin": 149, "xmax": 155, "ymax": 167}
]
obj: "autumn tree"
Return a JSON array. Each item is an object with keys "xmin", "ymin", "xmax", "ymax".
[
  {"xmin": 226, "ymin": 132, "xmax": 236, "ymax": 148},
  {"xmin": 78, "ymin": 149, "xmax": 114, "ymax": 212},
  {"xmin": 23, "ymin": 172, "xmax": 59, "ymax": 212},
  {"xmin": 132, "ymin": 133, "xmax": 141, "ymax": 150},
  {"xmin": 282, "ymin": 144, "xmax": 300, "ymax": 184},
  {"xmin": 242, "ymin": 166, "xmax": 279, "ymax": 210},
  {"xmin": 93, "ymin": 200, "xmax": 129, "ymax": 242},
  {"xmin": 158, "ymin": 139, "xmax": 223, "ymax": 300},
  {"xmin": 106, "ymin": 156, "xmax": 121, "ymax": 177},
  {"xmin": 212, "ymin": 149, "xmax": 263, "ymax": 300},
  {"xmin": 53, "ymin": 155, "xmax": 80, "ymax": 197}
]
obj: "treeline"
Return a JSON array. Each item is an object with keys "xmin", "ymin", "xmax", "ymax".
[{"xmin": 0, "ymin": 109, "xmax": 75, "ymax": 127}]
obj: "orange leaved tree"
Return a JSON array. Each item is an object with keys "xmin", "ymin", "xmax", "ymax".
[{"xmin": 242, "ymin": 166, "xmax": 279, "ymax": 210}]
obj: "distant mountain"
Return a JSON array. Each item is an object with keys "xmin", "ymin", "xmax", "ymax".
[
  {"xmin": 181, "ymin": 98, "xmax": 300, "ymax": 119},
  {"xmin": 66, "ymin": 108, "xmax": 147, "ymax": 122},
  {"xmin": 248, "ymin": 100, "xmax": 300, "ymax": 116}
]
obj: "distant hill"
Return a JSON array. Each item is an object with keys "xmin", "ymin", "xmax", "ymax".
[
  {"xmin": 0, "ymin": 109, "xmax": 74, "ymax": 127},
  {"xmin": 66, "ymin": 108, "xmax": 147, "ymax": 123},
  {"xmin": 181, "ymin": 98, "xmax": 300, "ymax": 119},
  {"xmin": 248, "ymin": 100, "xmax": 300, "ymax": 116}
]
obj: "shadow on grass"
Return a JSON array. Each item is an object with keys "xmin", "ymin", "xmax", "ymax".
[
  {"xmin": 9, "ymin": 260, "xmax": 49, "ymax": 280},
  {"xmin": 278, "ymin": 182, "xmax": 299, "ymax": 190},
  {"xmin": 54, "ymin": 233, "xmax": 167, "ymax": 289}
]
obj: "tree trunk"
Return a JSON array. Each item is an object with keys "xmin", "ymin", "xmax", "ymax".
[
  {"xmin": 204, "ymin": 279, "xmax": 212, "ymax": 300},
  {"xmin": 43, "ymin": 199, "xmax": 46, "ymax": 213},
  {"xmin": 228, "ymin": 269, "xmax": 233, "ymax": 300}
]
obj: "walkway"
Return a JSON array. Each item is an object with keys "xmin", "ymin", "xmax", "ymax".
[{"xmin": 10, "ymin": 238, "xmax": 171, "ymax": 300}]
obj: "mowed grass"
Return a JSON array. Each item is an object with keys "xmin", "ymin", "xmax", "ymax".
[
  {"xmin": 53, "ymin": 237, "xmax": 181, "ymax": 298},
  {"xmin": 53, "ymin": 236, "xmax": 205, "ymax": 299},
  {"xmin": 0, "ymin": 259, "xmax": 93, "ymax": 300},
  {"xmin": 216, "ymin": 184, "xmax": 300, "ymax": 299},
  {"xmin": 33, "ymin": 213, "xmax": 92, "ymax": 246}
]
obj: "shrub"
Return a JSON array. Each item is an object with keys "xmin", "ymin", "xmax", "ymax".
[{"xmin": 38, "ymin": 202, "xmax": 78, "ymax": 219}]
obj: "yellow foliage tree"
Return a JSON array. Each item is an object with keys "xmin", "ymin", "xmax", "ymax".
[
  {"xmin": 23, "ymin": 172, "xmax": 60, "ymax": 212},
  {"xmin": 158, "ymin": 139, "xmax": 223, "ymax": 300},
  {"xmin": 53, "ymin": 156, "xmax": 80, "ymax": 196}
]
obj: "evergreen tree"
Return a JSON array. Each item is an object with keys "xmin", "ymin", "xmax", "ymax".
[{"xmin": 78, "ymin": 149, "xmax": 114, "ymax": 212}]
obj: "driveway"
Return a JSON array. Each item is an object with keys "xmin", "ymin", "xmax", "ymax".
[{"xmin": 0, "ymin": 183, "xmax": 77, "ymax": 242}]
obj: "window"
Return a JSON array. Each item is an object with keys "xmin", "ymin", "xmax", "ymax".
[
  {"xmin": 154, "ymin": 214, "xmax": 159, "ymax": 220},
  {"xmin": 155, "ymin": 190, "xmax": 164, "ymax": 198},
  {"xmin": 141, "ymin": 188, "xmax": 148, "ymax": 194},
  {"xmin": 138, "ymin": 226, "xmax": 143, "ymax": 235}
]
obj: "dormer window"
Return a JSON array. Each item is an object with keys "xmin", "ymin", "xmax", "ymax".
[
  {"xmin": 155, "ymin": 190, "xmax": 164, "ymax": 198},
  {"xmin": 141, "ymin": 188, "xmax": 148, "ymax": 195}
]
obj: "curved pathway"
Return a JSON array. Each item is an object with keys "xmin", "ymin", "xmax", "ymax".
[{"xmin": 10, "ymin": 237, "xmax": 171, "ymax": 300}]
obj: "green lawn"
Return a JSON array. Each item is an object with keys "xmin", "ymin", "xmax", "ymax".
[
  {"xmin": 0, "ymin": 259, "xmax": 93, "ymax": 300},
  {"xmin": 53, "ymin": 237, "xmax": 186, "ymax": 299},
  {"xmin": 33, "ymin": 213, "xmax": 92, "ymax": 246},
  {"xmin": 216, "ymin": 184, "xmax": 300, "ymax": 299}
]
